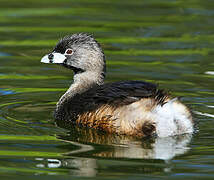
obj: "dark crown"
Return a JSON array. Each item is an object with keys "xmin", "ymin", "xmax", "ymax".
[{"xmin": 54, "ymin": 33, "xmax": 100, "ymax": 54}]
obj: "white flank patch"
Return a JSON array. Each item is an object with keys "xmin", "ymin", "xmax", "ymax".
[
  {"xmin": 41, "ymin": 53, "xmax": 66, "ymax": 64},
  {"xmin": 153, "ymin": 98, "xmax": 193, "ymax": 137}
]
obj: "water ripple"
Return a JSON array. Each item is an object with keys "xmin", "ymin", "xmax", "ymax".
[
  {"xmin": 0, "ymin": 88, "xmax": 15, "ymax": 95},
  {"xmin": 0, "ymin": 52, "xmax": 10, "ymax": 57}
]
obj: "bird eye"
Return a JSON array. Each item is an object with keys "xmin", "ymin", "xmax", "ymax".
[{"xmin": 65, "ymin": 49, "xmax": 73, "ymax": 55}]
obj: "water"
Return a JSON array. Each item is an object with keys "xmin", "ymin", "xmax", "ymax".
[{"xmin": 0, "ymin": 0, "xmax": 214, "ymax": 179}]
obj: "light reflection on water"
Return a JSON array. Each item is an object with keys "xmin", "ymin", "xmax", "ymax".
[
  {"xmin": 32, "ymin": 133, "xmax": 192, "ymax": 177},
  {"xmin": 60, "ymin": 130, "xmax": 192, "ymax": 161}
]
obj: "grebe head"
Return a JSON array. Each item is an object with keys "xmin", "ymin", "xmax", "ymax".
[{"xmin": 41, "ymin": 33, "xmax": 106, "ymax": 77}]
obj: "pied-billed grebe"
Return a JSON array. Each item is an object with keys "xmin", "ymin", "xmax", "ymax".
[{"xmin": 41, "ymin": 33, "xmax": 193, "ymax": 137}]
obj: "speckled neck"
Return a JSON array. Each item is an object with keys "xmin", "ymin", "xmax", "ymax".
[{"xmin": 56, "ymin": 71, "xmax": 105, "ymax": 110}]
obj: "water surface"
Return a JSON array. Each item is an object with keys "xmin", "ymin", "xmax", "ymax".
[{"xmin": 0, "ymin": 0, "xmax": 214, "ymax": 179}]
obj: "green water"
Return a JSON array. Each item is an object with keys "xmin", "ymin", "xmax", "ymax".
[{"xmin": 0, "ymin": 0, "xmax": 214, "ymax": 179}]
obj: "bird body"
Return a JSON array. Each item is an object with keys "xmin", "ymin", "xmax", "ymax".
[{"xmin": 41, "ymin": 33, "xmax": 193, "ymax": 137}]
